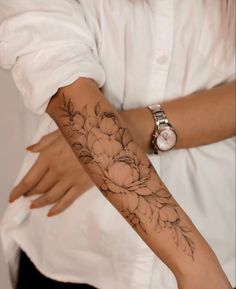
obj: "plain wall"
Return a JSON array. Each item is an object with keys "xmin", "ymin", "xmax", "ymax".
[{"xmin": 0, "ymin": 69, "xmax": 26, "ymax": 289}]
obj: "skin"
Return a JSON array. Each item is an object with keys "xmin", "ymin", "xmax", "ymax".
[
  {"xmin": 42, "ymin": 77, "xmax": 231, "ymax": 288},
  {"xmin": 4, "ymin": 0, "xmax": 234, "ymax": 287},
  {"xmin": 121, "ymin": 80, "xmax": 236, "ymax": 152},
  {"xmin": 10, "ymin": 130, "xmax": 93, "ymax": 217},
  {"xmin": 9, "ymin": 80, "xmax": 236, "ymax": 216},
  {"xmin": 8, "ymin": 78, "xmax": 234, "ymax": 288}
]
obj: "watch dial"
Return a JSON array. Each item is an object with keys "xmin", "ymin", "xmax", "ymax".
[{"xmin": 156, "ymin": 128, "xmax": 177, "ymax": 152}]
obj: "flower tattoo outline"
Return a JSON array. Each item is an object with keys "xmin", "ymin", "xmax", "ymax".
[{"xmin": 60, "ymin": 96, "xmax": 195, "ymax": 259}]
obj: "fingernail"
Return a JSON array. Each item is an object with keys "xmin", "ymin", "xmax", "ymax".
[
  {"xmin": 26, "ymin": 144, "xmax": 36, "ymax": 151},
  {"xmin": 9, "ymin": 197, "xmax": 15, "ymax": 203},
  {"xmin": 30, "ymin": 203, "xmax": 38, "ymax": 209},
  {"xmin": 47, "ymin": 211, "xmax": 54, "ymax": 217}
]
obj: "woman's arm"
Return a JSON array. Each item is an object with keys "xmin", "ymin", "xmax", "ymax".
[
  {"xmin": 121, "ymin": 80, "xmax": 235, "ymax": 152},
  {"xmin": 47, "ymin": 77, "xmax": 232, "ymax": 289},
  {"xmin": 10, "ymin": 80, "xmax": 235, "ymax": 218}
]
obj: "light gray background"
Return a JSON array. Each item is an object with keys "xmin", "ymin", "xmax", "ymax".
[{"xmin": 0, "ymin": 69, "xmax": 26, "ymax": 289}]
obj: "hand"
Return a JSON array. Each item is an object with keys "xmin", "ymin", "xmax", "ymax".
[{"xmin": 9, "ymin": 129, "xmax": 94, "ymax": 216}]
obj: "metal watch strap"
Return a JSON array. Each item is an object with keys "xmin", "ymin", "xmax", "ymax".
[{"xmin": 149, "ymin": 104, "xmax": 169, "ymax": 130}]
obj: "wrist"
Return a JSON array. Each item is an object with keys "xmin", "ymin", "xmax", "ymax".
[
  {"xmin": 148, "ymin": 103, "xmax": 177, "ymax": 153},
  {"xmin": 177, "ymin": 269, "xmax": 232, "ymax": 289},
  {"xmin": 120, "ymin": 107, "xmax": 155, "ymax": 153},
  {"xmin": 174, "ymin": 246, "xmax": 232, "ymax": 289}
]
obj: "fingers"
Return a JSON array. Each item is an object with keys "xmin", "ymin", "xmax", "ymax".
[
  {"xmin": 9, "ymin": 158, "xmax": 48, "ymax": 203},
  {"xmin": 25, "ymin": 170, "xmax": 57, "ymax": 196},
  {"xmin": 30, "ymin": 181, "xmax": 72, "ymax": 209},
  {"xmin": 27, "ymin": 129, "xmax": 61, "ymax": 152},
  {"xmin": 47, "ymin": 187, "xmax": 80, "ymax": 217}
]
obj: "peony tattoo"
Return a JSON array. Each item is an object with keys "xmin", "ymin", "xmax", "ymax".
[{"xmin": 60, "ymin": 96, "xmax": 195, "ymax": 259}]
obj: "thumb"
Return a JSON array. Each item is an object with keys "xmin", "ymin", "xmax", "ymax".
[{"xmin": 26, "ymin": 129, "xmax": 61, "ymax": 152}]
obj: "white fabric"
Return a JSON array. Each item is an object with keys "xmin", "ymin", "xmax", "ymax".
[{"xmin": 0, "ymin": 0, "xmax": 235, "ymax": 288}]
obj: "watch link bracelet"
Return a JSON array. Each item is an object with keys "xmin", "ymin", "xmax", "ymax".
[{"xmin": 148, "ymin": 104, "xmax": 177, "ymax": 154}]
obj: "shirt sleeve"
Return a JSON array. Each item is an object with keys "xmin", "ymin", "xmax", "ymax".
[{"xmin": 0, "ymin": 0, "xmax": 105, "ymax": 114}]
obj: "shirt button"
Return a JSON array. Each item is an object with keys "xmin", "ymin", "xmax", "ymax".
[{"xmin": 156, "ymin": 55, "xmax": 168, "ymax": 65}]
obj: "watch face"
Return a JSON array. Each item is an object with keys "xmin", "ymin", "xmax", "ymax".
[{"xmin": 156, "ymin": 127, "xmax": 177, "ymax": 152}]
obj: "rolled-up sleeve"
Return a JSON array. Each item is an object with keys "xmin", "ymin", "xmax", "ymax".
[{"xmin": 0, "ymin": 0, "xmax": 105, "ymax": 114}]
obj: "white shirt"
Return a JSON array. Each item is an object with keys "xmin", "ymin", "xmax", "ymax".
[{"xmin": 0, "ymin": 1, "xmax": 235, "ymax": 288}]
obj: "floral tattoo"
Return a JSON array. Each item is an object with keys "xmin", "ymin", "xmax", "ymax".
[{"xmin": 60, "ymin": 96, "xmax": 195, "ymax": 259}]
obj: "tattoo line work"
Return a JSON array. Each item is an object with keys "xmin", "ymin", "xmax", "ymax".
[{"xmin": 60, "ymin": 96, "xmax": 195, "ymax": 259}]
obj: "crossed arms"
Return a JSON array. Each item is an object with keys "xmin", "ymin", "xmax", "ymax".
[
  {"xmin": 45, "ymin": 77, "xmax": 233, "ymax": 289},
  {"xmin": 9, "ymin": 77, "xmax": 235, "ymax": 288}
]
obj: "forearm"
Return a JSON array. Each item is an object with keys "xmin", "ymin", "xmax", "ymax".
[
  {"xmin": 47, "ymin": 78, "xmax": 230, "ymax": 286},
  {"xmin": 121, "ymin": 80, "xmax": 236, "ymax": 152}
]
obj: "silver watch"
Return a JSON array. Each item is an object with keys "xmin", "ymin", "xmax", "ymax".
[{"xmin": 148, "ymin": 104, "xmax": 177, "ymax": 153}]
